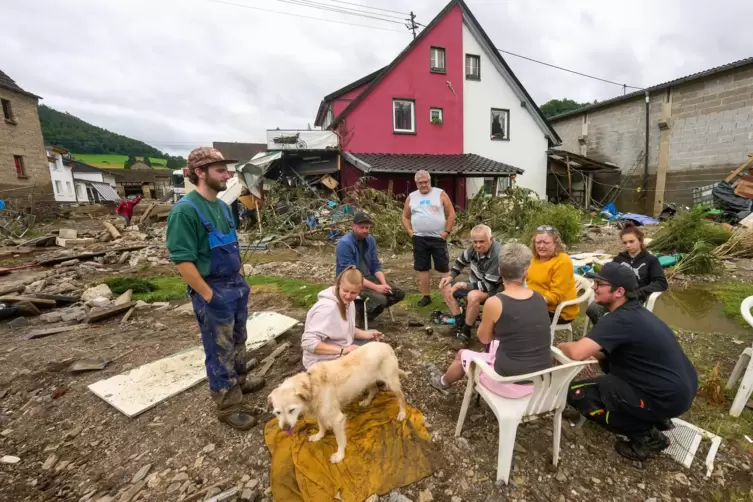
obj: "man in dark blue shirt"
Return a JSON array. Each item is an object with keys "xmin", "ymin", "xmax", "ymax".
[{"xmin": 557, "ymin": 262, "xmax": 697, "ymax": 461}]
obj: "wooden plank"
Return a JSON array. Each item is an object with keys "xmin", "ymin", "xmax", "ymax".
[
  {"xmin": 138, "ymin": 203, "xmax": 156, "ymax": 225},
  {"xmin": 120, "ymin": 306, "xmax": 136, "ymax": 324},
  {"xmin": 724, "ymin": 154, "xmax": 753, "ymax": 183},
  {"xmin": 86, "ymin": 302, "xmax": 136, "ymax": 323},
  {"xmin": 87, "ymin": 312, "xmax": 299, "ymax": 417},
  {"xmin": 25, "ymin": 326, "xmax": 79, "ymax": 340},
  {"xmin": 256, "ymin": 342, "xmax": 291, "ymax": 377},
  {"xmin": 30, "ymin": 294, "xmax": 80, "ymax": 306},
  {"xmin": 36, "ymin": 245, "xmax": 147, "ymax": 267},
  {"xmin": 0, "ymin": 295, "xmax": 56, "ymax": 307}
]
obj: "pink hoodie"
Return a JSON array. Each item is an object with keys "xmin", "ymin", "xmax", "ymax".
[{"xmin": 301, "ymin": 286, "xmax": 356, "ymax": 369}]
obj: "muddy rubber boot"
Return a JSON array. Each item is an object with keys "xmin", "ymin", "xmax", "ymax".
[
  {"xmin": 239, "ymin": 376, "xmax": 266, "ymax": 394},
  {"xmin": 213, "ymin": 386, "xmax": 257, "ymax": 431}
]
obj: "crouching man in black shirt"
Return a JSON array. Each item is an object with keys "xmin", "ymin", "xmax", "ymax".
[{"xmin": 557, "ymin": 262, "xmax": 698, "ymax": 461}]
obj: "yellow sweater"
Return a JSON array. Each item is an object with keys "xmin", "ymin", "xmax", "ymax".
[{"xmin": 527, "ymin": 253, "xmax": 579, "ymax": 321}]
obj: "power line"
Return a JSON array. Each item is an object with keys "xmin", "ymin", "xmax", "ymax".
[
  {"xmin": 272, "ymin": 0, "xmax": 406, "ymax": 23},
  {"xmin": 208, "ymin": 0, "xmax": 405, "ymax": 33},
  {"xmin": 327, "ymin": 0, "xmax": 408, "ymax": 16},
  {"xmin": 495, "ymin": 47, "xmax": 644, "ymax": 91}
]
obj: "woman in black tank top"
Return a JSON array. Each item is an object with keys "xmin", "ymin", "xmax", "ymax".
[{"xmin": 430, "ymin": 243, "xmax": 552, "ymax": 395}]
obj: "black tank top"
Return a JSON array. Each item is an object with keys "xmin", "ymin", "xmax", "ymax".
[{"xmin": 492, "ymin": 291, "xmax": 552, "ymax": 377}]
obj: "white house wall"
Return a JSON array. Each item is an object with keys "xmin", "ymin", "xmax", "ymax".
[
  {"xmin": 462, "ymin": 21, "xmax": 549, "ymax": 199},
  {"xmin": 73, "ymin": 172, "xmax": 102, "ymax": 183},
  {"xmin": 48, "ymin": 156, "xmax": 77, "ymax": 203}
]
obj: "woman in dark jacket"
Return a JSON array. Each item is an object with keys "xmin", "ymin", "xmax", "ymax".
[{"xmin": 586, "ymin": 223, "xmax": 668, "ymax": 325}]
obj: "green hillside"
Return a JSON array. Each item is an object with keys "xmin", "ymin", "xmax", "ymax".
[{"xmin": 38, "ymin": 105, "xmax": 186, "ymax": 168}]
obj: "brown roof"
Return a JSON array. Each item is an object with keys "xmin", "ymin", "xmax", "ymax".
[
  {"xmin": 549, "ymin": 56, "xmax": 753, "ymax": 121},
  {"xmin": 212, "ymin": 142, "xmax": 266, "ymax": 162},
  {"xmin": 343, "ymin": 152, "xmax": 523, "ymax": 176},
  {"xmin": 0, "ymin": 69, "xmax": 41, "ymax": 99},
  {"xmin": 100, "ymin": 168, "xmax": 171, "ymax": 182}
]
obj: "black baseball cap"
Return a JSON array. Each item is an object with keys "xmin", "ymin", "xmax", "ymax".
[
  {"xmin": 353, "ymin": 212, "xmax": 373, "ymax": 224},
  {"xmin": 585, "ymin": 262, "xmax": 639, "ymax": 293}
]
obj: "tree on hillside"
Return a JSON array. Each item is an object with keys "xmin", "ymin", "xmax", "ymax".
[
  {"xmin": 540, "ymin": 98, "xmax": 590, "ymax": 118},
  {"xmin": 125, "ymin": 155, "xmax": 137, "ymax": 169},
  {"xmin": 166, "ymin": 155, "xmax": 187, "ymax": 169},
  {"xmin": 143, "ymin": 156, "xmax": 152, "ymax": 167},
  {"xmin": 38, "ymin": 105, "xmax": 168, "ymax": 158}
]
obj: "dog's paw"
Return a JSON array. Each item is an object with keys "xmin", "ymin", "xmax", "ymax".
[
  {"xmin": 308, "ymin": 432, "xmax": 324, "ymax": 443},
  {"xmin": 329, "ymin": 451, "xmax": 345, "ymax": 464},
  {"xmin": 396, "ymin": 410, "xmax": 406, "ymax": 421}
]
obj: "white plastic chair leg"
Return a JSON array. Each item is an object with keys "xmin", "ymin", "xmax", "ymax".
[
  {"xmin": 726, "ymin": 348, "xmax": 751, "ymax": 390},
  {"xmin": 454, "ymin": 374, "xmax": 475, "ymax": 437},
  {"xmin": 496, "ymin": 416, "xmax": 522, "ymax": 484},
  {"xmin": 552, "ymin": 410, "xmax": 563, "ymax": 467},
  {"xmin": 729, "ymin": 356, "xmax": 753, "ymax": 417}
]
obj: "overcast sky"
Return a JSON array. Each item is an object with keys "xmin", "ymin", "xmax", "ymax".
[{"xmin": 2, "ymin": 0, "xmax": 750, "ymax": 156}]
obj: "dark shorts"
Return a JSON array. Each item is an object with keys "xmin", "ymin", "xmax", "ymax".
[{"xmin": 413, "ymin": 235, "xmax": 449, "ymax": 273}]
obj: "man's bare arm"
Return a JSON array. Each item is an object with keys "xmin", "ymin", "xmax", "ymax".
[
  {"xmin": 401, "ymin": 197, "xmax": 413, "ymax": 236},
  {"xmin": 177, "ymin": 262, "xmax": 213, "ymax": 301},
  {"xmin": 440, "ymin": 192, "xmax": 456, "ymax": 232},
  {"xmin": 557, "ymin": 338, "xmax": 603, "ymax": 361}
]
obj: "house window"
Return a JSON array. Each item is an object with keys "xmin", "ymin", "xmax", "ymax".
[
  {"xmin": 55, "ymin": 181, "xmax": 62, "ymax": 194},
  {"xmin": 430, "ymin": 47, "xmax": 446, "ymax": 73},
  {"xmin": 490, "ymin": 108, "xmax": 510, "ymax": 140},
  {"xmin": 429, "ymin": 107, "xmax": 443, "ymax": 124},
  {"xmin": 466, "ymin": 55, "xmax": 480, "ymax": 80},
  {"xmin": 393, "ymin": 99, "xmax": 415, "ymax": 133},
  {"xmin": 65, "ymin": 181, "xmax": 72, "ymax": 194},
  {"xmin": 77, "ymin": 184, "xmax": 87, "ymax": 199},
  {"xmin": 2, "ymin": 99, "xmax": 14, "ymax": 122},
  {"xmin": 13, "ymin": 156, "xmax": 26, "ymax": 178}
]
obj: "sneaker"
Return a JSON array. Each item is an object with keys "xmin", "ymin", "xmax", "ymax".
[
  {"xmin": 417, "ymin": 296, "xmax": 432, "ymax": 307},
  {"xmin": 430, "ymin": 373, "xmax": 451, "ymax": 395},
  {"xmin": 455, "ymin": 324, "xmax": 471, "ymax": 344}
]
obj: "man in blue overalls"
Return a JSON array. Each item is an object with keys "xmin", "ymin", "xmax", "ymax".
[{"xmin": 166, "ymin": 147, "xmax": 264, "ymax": 430}]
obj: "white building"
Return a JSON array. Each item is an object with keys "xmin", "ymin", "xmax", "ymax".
[
  {"xmin": 46, "ymin": 147, "xmax": 78, "ymax": 203},
  {"xmin": 46, "ymin": 146, "xmax": 121, "ymax": 203}
]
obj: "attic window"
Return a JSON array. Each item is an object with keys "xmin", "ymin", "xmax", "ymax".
[
  {"xmin": 2, "ymin": 99, "xmax": 15, "ymax": 124},
  {"xmin": 430, "ymin": 47, "xmax": 446, "ymax": 73},
  {"xmin": 465, "ymin": 55, "xmax": 480, "ymax": 80}
]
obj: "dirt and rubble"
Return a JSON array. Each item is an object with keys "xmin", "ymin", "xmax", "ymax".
[{"xmin": 1, "ymin": 207, "xmax": 753, "ymax": 502}]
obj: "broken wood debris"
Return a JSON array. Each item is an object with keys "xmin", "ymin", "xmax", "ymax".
[
  {"xmin": 86, "ymin": 301, "xmax": 136, "ymax": 323},
  {"xmin": 0, "ymin": 295, "xmax": 56, "ymax": 307},
  {"xmin": 103, "ymin": 221, "xmax": 121, "ymax": 240},
  {"xmin": 256, "ymin": 342, "xmax": 291, "ymax": 377},
  {"xmin": 24, "ymin": 325, "xmax": 82, "ymax": 340},
  {"xmin": 120, "ymin": 306, "xmax": 136, "ymax": 324}
]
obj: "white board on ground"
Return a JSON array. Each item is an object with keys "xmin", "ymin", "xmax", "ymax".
[{"xmin": 88, "ymin": 312, "xmax": 299, "ymax": 418}]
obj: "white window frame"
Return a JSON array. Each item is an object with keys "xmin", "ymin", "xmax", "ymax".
[
  {"xmin": 393, "ymin": 99, "xmax": 416, "ymax": 133},
  {"xmin": 465, "ymin": 54, "xmax": 480, "ymax": 79},
  {"xmin": 490, "ymin": 108, "xmax": 510, "ymax": 141},
  {"xmin": 430, "ymin": 47, "xmax": 446, "ymax": 73},
  {"xmin": 429, "ymin": 108, "xmax": 443, "ymax": 122},
  {"xmin": 54, "ymin": 180, "xmax": 62, "ymax": 194},
  {"xmin": 65, "ymin": 181, "xmax": 72, "ymax": 195}
]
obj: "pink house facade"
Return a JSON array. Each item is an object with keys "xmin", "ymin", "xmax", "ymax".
[{"xmin": 314, "ymin": 0, "xmax": 560, "ymax": 208}]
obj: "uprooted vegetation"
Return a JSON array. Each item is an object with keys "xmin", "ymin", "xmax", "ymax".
[
  {"xmin": 252, "ymin": 183, "xmax": 584, "ymax": 250},
  {"xmin": 649, "ymin": 205, "xmax": 753, "ymax": 276}
]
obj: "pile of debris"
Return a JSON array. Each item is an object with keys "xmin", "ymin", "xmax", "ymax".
[{"xmin": 244, "ymin": 261, "xmax": 334, "ymax": 284}]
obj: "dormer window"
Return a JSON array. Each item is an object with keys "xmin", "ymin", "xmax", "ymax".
[{"xmin": 430, "ymin": 47, "xmax": 446, "ymax": 73}]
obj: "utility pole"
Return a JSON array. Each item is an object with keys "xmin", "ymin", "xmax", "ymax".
[{"xmin": 405, "ymin": 11, "xmax": 418, "ymax": 39}]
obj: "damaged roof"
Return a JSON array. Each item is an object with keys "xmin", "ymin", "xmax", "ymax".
[{"xmin": 343, "ymin": 152, "xmax": 523, "ymax": 176}]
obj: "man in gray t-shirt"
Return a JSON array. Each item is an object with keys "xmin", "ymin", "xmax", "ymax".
[{"xmin": 439, "ymin": 224, "xmax": 502, "ymax": 343}]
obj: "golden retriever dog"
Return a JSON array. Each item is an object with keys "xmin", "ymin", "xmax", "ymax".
[{"xmin": 267, "ymin": 342, "xmax": 408, "ymax": 464}]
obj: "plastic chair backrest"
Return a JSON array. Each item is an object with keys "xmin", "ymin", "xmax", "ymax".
[{"xmin": 742, "ymin": 296, "xmax": 753, "ymax": 330}]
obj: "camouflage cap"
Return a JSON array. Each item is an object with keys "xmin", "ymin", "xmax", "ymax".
[{"xmin": 187, "ymin": 147, "xmax": 236, "ymax": 170}]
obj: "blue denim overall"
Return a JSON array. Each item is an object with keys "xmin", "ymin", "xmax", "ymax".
[{"xmin": 177, "ymin": 198, "xmax": 250, "ymax": 394}]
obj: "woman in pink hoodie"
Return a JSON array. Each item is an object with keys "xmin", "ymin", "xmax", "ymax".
[{"xmin": 301, "ymin": 266, "xmax": 384, "ymax": 369}]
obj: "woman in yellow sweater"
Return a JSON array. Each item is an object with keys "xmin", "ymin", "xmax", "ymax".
[{"xmin": 526, "ymin": 226, "xmax": 578, "ymax": 322}]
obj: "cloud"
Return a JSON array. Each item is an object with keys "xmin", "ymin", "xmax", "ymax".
[{"xmin": 3, "ymin": 0, "xmax": 749, "ymax": 156}]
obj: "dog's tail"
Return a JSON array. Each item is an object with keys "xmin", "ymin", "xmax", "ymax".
[{"xmin": 398, "ymin": 368, "xmax": 411, "ymax": 378}]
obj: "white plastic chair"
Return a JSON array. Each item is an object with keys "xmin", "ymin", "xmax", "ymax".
[
  {"xmin": 645, "ymin": 291, "xmax": 663, "ymax": 313},
  {"xmin": 455, "ymin": 347, "xmax": 597, "ymax": 485},
  {"xmin": 551, "ymin": 275, "xmax": 594, "ymax": 342},
  {"xmin": 725, "ymin": 296, "xmax": 753, "ymax": 417}
]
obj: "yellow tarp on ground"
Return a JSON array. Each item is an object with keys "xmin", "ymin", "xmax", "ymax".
[{"xmin": 264, "ymin": 393, "xmax": 440, "ymax": 502}]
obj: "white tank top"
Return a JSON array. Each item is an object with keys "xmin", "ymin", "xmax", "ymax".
[{"xmin": 409, "ymin": 188, "xmax": 446, "ymax": 238}]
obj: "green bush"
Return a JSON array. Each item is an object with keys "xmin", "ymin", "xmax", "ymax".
[
  {"xmin": 104, "ymin": 277, "xmax": 157, "ymax": 295},
  {"xmin": 521, "ymin": 203, "xmax": 583, "ymax": 246}
]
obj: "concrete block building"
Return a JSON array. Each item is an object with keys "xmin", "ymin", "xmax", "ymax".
[{"xmin": 549, "ymin": 58, "xmax": 753, "ymax": 215}]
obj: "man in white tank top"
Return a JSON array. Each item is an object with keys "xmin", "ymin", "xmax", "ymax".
[{"xmin": 401, "ymin": 170, "xmax": 456, "ymax": 307}]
